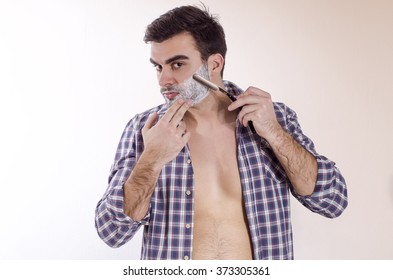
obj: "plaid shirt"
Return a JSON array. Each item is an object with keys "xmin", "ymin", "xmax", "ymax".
[{"xmin": 95, "ymin": 81, "xmax": 348, "ymax": 260}]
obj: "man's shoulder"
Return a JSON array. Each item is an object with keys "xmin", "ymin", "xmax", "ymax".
[
  {"xmin": 273, "ymin": 101, "xmax": 289, "ymax": 116},
  {"xmin": 272, "ymin": 102, "xmax": 299, "ymax": 128},
  {"xmin": 139, "ymin": 103, "xmax": 168, "ymax": 117},
  {"xmin": 126, "ymin": 103, "xmax": 168, "ymax": 127}
]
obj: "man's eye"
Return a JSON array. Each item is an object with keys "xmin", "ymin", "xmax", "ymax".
[
  {"xmin": 172, "ymin": 62, "xmax": 184, "ymax": 69},
  {"xmin": 153, "ymin": 65, "xmax": 162, "ymax": 72}
]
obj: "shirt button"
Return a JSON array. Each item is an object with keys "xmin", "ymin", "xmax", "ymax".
[
  {"xmin": 186, "ymin": 190, "xmax": 191, "ymax": 196},
  {"xmin": 185, "ymin": 224, "xmax": 191, "ymax": 229},
  {"xmin": 184, "ymin": 255, "xmax": 189, "ymax": 260},
  {"xmin": 187, "ymin": 159, "xmax": 191, "ymax": 164}
]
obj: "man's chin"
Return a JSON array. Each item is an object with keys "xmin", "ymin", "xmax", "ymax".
[
  {"xmin": 164, "ymin": 96, "xmax": 185, "ymax": 106},
  {"xmin": 189, "ymin": 93, "xmax": 209, "ymax": 106},
  {"xmin": 164, "ymin": 93, "xmax": 208, "ymax": 107}
]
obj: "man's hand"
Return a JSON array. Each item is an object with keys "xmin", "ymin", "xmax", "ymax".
[
  {"xmin": 227, "ymin": 87, "xmax": 281, "ymax": 140},
  {"xmin": 142, "ymin": 99, "xmax": 191, "ymax": 169},
  {"xmin": 123, "ymin": 99, "xmax": 191, "ymax": 221},
  {"xmin": 228, "ymin": 86, "xmax": 317, "ymax": 196}
]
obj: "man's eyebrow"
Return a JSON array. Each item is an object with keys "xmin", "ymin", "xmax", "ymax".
[{"xmin": 149, "ymin": 55, "xmax": 190, "ymax": 66}]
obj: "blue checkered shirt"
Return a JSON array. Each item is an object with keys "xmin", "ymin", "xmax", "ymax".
[{"xmin": 95, "ymin": 81, "xmax": 348, "ymax": 260}]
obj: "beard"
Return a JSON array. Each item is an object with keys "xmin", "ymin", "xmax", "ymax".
[{"xmin": 161, "ymin": 63, "xmax": 210, "ymax": 106}]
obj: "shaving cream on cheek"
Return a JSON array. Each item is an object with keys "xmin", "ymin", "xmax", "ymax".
[
  {"xmin": 181, "ymin": 63, "xmax": 210, "ymax": 105},
  {"xmin": 161, "ymin": 63, "xmax": 210, "ymax": 106}
]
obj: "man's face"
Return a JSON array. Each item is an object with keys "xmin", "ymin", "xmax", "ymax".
[{"xmin": 150, "ymin": 32, "xmax": 210, "ymax": 106}]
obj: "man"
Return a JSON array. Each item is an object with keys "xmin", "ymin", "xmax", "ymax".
[{"xmin": 95, "ymin": 5, "xmax": 348, "ymax": 260}]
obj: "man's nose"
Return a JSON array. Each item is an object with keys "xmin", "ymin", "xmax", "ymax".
[{"xmin": 158, "ymin": 68, "xmax": 176, "ymax": 87}]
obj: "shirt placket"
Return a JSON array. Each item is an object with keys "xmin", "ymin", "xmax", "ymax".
[{"xmin": 181, "ymin": 145, "xmax": 194, "ymax": 260}]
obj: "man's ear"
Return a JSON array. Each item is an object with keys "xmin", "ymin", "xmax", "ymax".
[{"xmin": 207, "ymin": 53, "xmax": 224, "ymax": 78}]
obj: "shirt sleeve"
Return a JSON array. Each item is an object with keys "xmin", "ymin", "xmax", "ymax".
[
  {"xmin": 276, "ymin": 103, "xmax": 348, "ymax": 218},
  {"xmin": 95, "ymin": 114, "xmax": 150, "ymax": 248}
]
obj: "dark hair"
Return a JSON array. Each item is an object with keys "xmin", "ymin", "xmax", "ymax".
[{"xmin": 144, "ymin": 4, "xmax": 227, "ymax": 76}]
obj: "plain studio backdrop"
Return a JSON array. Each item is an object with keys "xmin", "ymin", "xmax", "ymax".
[{"xmin": 0, "ymin": 0, "xmax": 392, "ymax": 260}]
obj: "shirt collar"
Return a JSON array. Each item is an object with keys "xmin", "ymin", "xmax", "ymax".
[{"xmin": 223, "ymin": 80, "xmax": 243, "ymax": 96}]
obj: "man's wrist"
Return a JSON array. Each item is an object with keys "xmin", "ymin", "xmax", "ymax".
[
  {"xmin": 260, "ymin": 121, "xmax": 285, "ymax": 145},
  {"xmin": 139, "ymin": 149, "xmax": 164, "ymax": 174}
]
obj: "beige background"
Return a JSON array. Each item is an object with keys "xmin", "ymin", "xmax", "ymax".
[{"xmin": 0, "ymin": 0, "xmax": 392, "ymax": 259}]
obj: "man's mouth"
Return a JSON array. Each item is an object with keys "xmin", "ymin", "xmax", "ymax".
[{"xmin": 163, "ymin": 91, "xmax": 179, "ymax": 100}]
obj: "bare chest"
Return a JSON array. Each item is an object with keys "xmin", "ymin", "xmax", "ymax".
[
  {"xmin": 187, "ymin": 126, "xmax": 253, "ymax": 259},
  {"xmin": 188, "ymin": 128, "xmax": 238, "ymax": 187}
]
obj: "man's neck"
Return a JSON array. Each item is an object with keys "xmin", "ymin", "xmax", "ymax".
[{"xmin": 185, "ymin": 89, "xmax": 237, "ymax": 130}]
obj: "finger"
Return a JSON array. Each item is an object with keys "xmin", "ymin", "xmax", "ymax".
[
  {"xmin": 241, "ymin": 111, "xmax": 259, "ymax": 127},
  {"xmin": 181, "ymin": 130, "xmax": 191, "ymax": 142},
  {"xmin": 227, "ymin": 98, "xmax": 246, "ymax": 111},
  {"xmin": 175, "ymin": 121, "xmax": 187, "ymax": 137},
  {"xmin": 237, "ymin": 104, "xmax": 260, "ymax": 124},
  {"xmin": 169, "ymin": 101, "xmax": 191, "ymax": 126},
  {"xmin": 160, "ymin": 99, "xmax": 186, "ymax": 123},
  {"xmin": 176, "ymin": 120, "xmax": 186, "ymax": 130},
  {"xmin": 241, "ymin": 87, "xmax": 271, "ymax": 98},
  {"xmin": 228, "ymin": 95, "xmax": 262, "ymax": 111},
  {"xmin": 142, "ymin": 112, "xmax": 158, "ymax": 135}
]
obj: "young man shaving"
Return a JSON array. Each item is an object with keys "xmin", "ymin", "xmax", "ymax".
[{"xmin": 95, "ymin": 5, "xmax": 348, "ymax": 260}]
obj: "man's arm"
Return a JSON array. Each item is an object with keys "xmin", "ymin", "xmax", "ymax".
[
  {"xmin": 229, "ymin": 87, "xmax": 316, "ymax": 196},
  {"xmin": 95, "ymin": 99, "xmax": 191, "ymax": 247},
  {"xmin": 123, "ymin": 152, "xmax": 161, "ymax": 221},
  {"xmin": 231, "ymin": 88, "xmax": 347, "ymax": 217},
  {"xmin": 123, "ymin": 99, "xmax": 191, "ymax": 221},
  {"xmin": 261, "ymin": 123, "xmax": 317, "ymax": 196}
]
